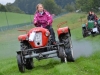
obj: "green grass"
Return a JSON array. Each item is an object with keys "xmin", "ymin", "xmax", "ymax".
[
  {"xmin": 0, "ymin": 12, "xmax": 33, "ymax": 27},
  {"xmin": 0, "ymin": 52, "xmax": 100, "ymax": 75},
  {"xmin": 0, "ymin": 13, "xmax": 100, "ymax": 75}
]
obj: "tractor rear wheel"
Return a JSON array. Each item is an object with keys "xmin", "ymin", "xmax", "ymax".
[
  {"xmin": 65, "ymin": 34, "xmax": 74, "ymax": 62},
  {"xmin": 97, "ymin": 26, "xmax": 100, "ymax": 34},
  {"xmin": 17, "ymin": 54, "xmax": 25, "ymax": 73},
  {"xmin": 25, "ymin": 58, "xmax": 34, "ymax": 70},
  {"xmin": 66, "ymin": 49, "xmax": 74, "ymax": 62}
]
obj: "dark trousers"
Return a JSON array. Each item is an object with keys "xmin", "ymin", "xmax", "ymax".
[{"xmin": 45, "ymin": 25, "xmax": 56, "ymax": 42}]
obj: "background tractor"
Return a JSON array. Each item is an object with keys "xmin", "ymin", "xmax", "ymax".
[{"xmin": 82, "ymin": 20, "xmax": 100, "ymax": 37}]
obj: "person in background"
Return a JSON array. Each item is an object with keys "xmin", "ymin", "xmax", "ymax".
[
  {"xmin": 87, "ymin": 11, "xmax": 95, "ymax": 21},
  {"xmin": 92, "ymin": 12, "xmax": 98, "ymax": 22},
  {"xmin": 92, "ymin": 12, "xmax": 98, "ymax": 25},
  {"xmin": 33, "ymin": 3, "xmax": 56, "ymax": 45}
]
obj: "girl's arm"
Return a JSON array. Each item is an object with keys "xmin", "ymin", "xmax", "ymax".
[
  {"xmin": 46, "ymin": 12, "xmax": 53, "ymax": 25},
  {"xmin": 33, "ymin": 14, "xmax": 38, "ymax": 26}
]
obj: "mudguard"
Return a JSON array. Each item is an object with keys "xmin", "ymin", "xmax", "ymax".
[
  {"xmin": 18, "ymin": 34, "xmax": 28, "ymax": 41},
  {"xmin": 82, "ymin": 24, "xmax": 86, "ymax": 29},
  {"xmin": 82, "ymin": 24, "xmax": 86, "ymax": 27},
  {"xmin": 57, "ymin": 27, "xmax": 70, "ymax": 36}
]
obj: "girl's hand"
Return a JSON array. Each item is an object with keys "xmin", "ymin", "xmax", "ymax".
[
  {"xmin": 34, "ymin": 21, "xmax": 37, "ymax": 24},
  {"xmin": 47, "ymin": 22, "xmax": 50, "ymax": 25}
]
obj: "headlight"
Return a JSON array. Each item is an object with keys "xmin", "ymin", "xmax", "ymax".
[{"xmin": 45, "ymin": 31, "xmax": 49, "ymax": 36}]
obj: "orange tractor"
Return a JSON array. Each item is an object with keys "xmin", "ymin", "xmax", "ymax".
[{"xmin": 16, "ymin": 22, "xmax": 74, "ymax": 73}]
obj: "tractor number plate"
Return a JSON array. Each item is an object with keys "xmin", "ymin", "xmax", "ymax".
[
  {"xmin": 93, "ymin": 28, "xmax": 98, "ymax": 32},
  {"xmin": 34, "ymin": 32, "xmax": 42, "ymax": 46},
  {"xmin": 35, "ymin": 33, "xmax": 42, "ymax": 41}
]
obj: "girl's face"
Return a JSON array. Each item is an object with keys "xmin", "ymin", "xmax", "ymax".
[
  {"xmin": 92, "ymin": 12, "xmax": 94, "ymax": 15},
  {"xmin": 37, "ymin": 5, "xmax": 44, "ymax": 12},
  {"xmin": 89, "ymin": 12, "xmax": 92, "ymax": 15}
]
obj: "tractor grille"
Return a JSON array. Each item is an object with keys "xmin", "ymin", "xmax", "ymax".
[{"xmin": 34, "ymin": 32, "xmax": 42, "ymax": 46}]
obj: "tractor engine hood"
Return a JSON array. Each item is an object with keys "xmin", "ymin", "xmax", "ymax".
[{"xmin": 28, "ymin": 27, "xmax": 50, "ymax": 48}]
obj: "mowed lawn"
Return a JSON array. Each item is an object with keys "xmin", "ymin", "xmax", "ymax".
[
  {"xmin": 0, "ymin": 13, "xmax": 100, "ymax": 75},
  {"xmin": 0, "ymin": 12, "xmax": 33, "ymax": 27}
]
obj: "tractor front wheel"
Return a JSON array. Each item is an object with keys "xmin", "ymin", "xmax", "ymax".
[
  {"xmin": 82, "ymin": 28, "xmax": 87, "ymax": 38},
  {"xmin": 17, "ymin": 54, "xmax": 25, "ymax": 73}
]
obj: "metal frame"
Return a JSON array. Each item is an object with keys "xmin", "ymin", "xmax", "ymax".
[{"xmin": 17, "ymin": 43, "xmax": 64, "ymax": 59}]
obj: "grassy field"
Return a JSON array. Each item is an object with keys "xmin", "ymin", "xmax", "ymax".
[
  {"xmin": 0, "ymin": 12, "xmax": 33, "ymax": 27},
  {"xmin": 0, "ymin": 13, "xmax": 100, "ymax": 75}
]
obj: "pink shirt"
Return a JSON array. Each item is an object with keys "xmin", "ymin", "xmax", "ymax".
[{"xmin": 33, "ymin": 10, "xmax": 53, "ymax": 28}]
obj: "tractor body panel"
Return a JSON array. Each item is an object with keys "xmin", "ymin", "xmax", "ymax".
[
  {"xmin": 28, "ymin": 27, "xmax": 50, "ymax": 48},
  {"xmin": 87, "ymin": 21, "xmax": 94, "ymax": 29}
]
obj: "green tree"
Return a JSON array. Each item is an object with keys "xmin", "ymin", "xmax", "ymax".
[
  {"xmin": 76, "ymin": 0, "xmax": 100, "ymax": 12},
  {"xmin": 55, "ymin": 0, "xmax": 75, "ymax": 8},
  {"xmin": 65, "ymin": 2, "xmax": 75, "ymax": 12},
  {"xmin": 92, "ymin": 0, "xmax": 100, "ymax": 11},
  {"xmin": 13, "ymin": 0, "xmax": 75, "ymax": 14},
  {"xmin": 0, "ymin": 4, "xmax": 7, "ymax": 12},
  {"xmin": 42, "ymin": 0, "xmax": 62, "ymax": 15},
  {"xmin": 13, "ymin": 0, "xmax": 42, "ymax": 14},
  {"xmin": 6, "ymin": 3, "xmax": 24, "ymax": 13}
]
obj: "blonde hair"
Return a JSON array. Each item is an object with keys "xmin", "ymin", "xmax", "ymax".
[{"xmin": 36, "ymin": 3, "xmax": 44, "ymax": 10}]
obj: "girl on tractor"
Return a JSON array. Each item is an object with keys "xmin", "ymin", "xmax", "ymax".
[
  {"xmin": 87, "ymin": 11, "xmax": 98, "ymax": 25},
  {"xmin": 33, "ymin": 3, "xmax": 56, "ymax": 45}
]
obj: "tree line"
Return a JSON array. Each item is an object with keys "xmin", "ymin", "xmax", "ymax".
[
  {"xmin": 0, "ymin": 0, "xmax": 76, "ymax": 15},
  {"xmin": 76, "ymin": 0, "xmax": 100, "ymax": 12},
  {"xmin": 13, "ymin": 0, "xmax": 76, "ymax": 15},
  {"xmin": 1, "ymin": 0, "xmax": 99, "ymax": 15},
  {"xmin": 0, "ymin": 3, "xmax": 24, "ymax": 13}
]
